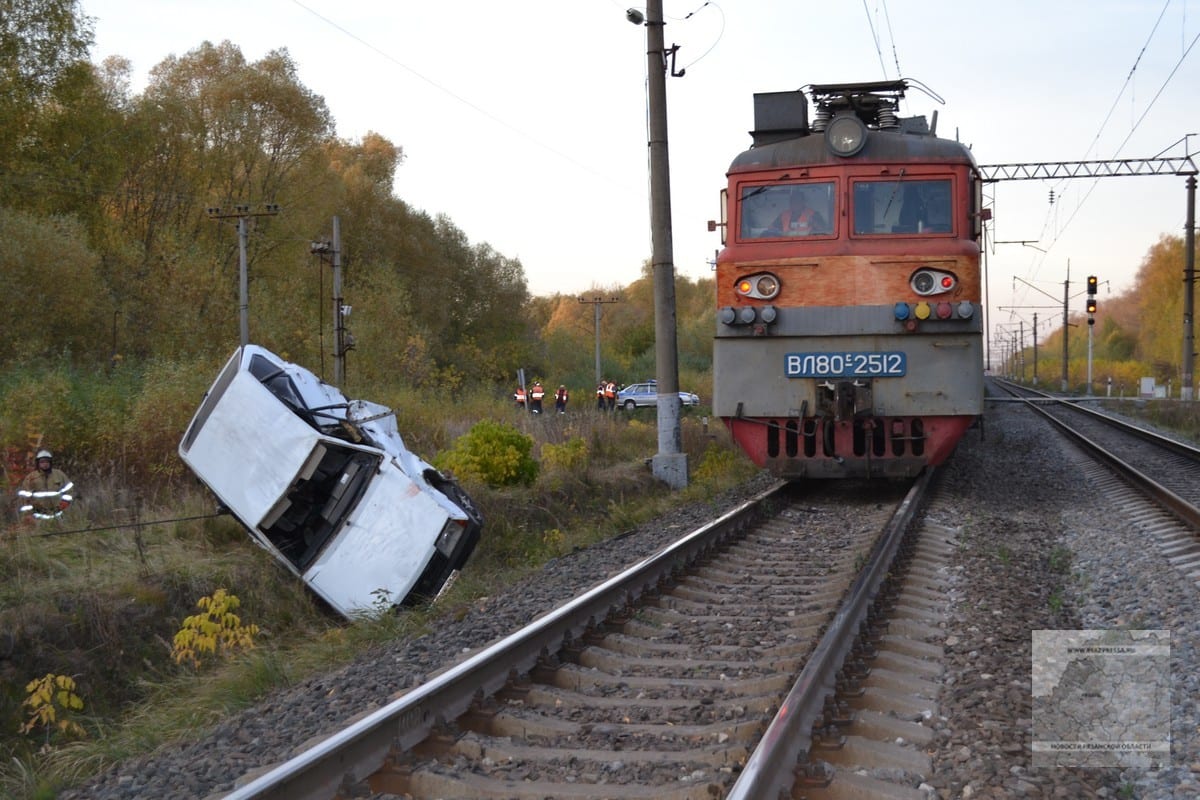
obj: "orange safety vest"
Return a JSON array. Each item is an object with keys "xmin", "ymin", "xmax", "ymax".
[
  {"xmin": 515, "ymin": 387, "xmax": 526, "ymax": 403},
  {"xmin": 531, "ymin": 385, "xmax": 545, "ymax": 400},
  {"xmin": 782, "ymin": 207, "xmax": 816, "ymax": 234},
  {"xmin": 604, "ymin": 382, "xmax": 616, "ymax": 399}
]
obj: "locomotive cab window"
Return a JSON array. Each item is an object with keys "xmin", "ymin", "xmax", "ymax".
[
  {"xmin": 851, "ymin": 178, "xmax": 952, "ymax": 235},
  {"xmin": 739, "ymin": 181, "xmax": 835, "ymax": 240}
]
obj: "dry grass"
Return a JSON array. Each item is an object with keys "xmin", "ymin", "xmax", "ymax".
[{"xmin": 1099, "ymin": 397, "xmax": 1200, "ymax": 442}]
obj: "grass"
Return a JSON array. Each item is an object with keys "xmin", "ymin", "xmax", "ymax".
[
  {"xmin": 0, "ymin": 399, "xmax": 760, "ymax": 799},
  {"xmin": 1048, "ymin": 589, "xmax": 1064, "ymax": 615},
  {"xmin": 1098, "ymin": 398, "xmax": 1200, "ymax": 442},
  {"xmin": 1047, "ymin": 546, "xmax": 1072, "ymax": 574}
]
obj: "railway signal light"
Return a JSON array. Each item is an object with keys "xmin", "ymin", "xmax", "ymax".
[{"xmin": 1086, "ymin": 276, "xmax": 1098, "ymax": 323}]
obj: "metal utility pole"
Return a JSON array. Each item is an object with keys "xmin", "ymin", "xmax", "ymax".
[
  {"xmin": 1001, "ymin": 279, "xmax": 1063, "ymax": 387},
  {"xmin": 1018, "ymin": 321, "xmax": 1025, "ymax": 381},
  {"xmin": 1086, "ymin": 274, "xmax": 1098, "ymax": 395},
  {"xmin": 1086, "ymin": 318, "xmax": 1094, "ymax": 394},
  {"xmin": 310, "ymin": 217, "xmax": 348, "ymax": 386},
  {"xmin": 331, "ymin": 216, "xmax": 346, "ymax": 387},
  {"xmin": 1032, "ymin": 313, "xmax": 1039, "ymax": 385},
  {"xmin": 1183, "ymin": 175, "xmax": 1197, "ymax": 400},
  {"xmin": 1062, "ymin": 272, "xmax": 1070, "ymax": 393},
  {"xmin": 632, "ymin": 0, "xmax": 687, "ymax": 488},
  {"xmin": 578, "ymin": 295, "xmax": 620, "ymax": 384},
  {"xmin": 206, "ymin": 203, "xmax": 281, "ymax": 346}
]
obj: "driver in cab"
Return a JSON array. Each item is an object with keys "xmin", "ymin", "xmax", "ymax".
[{"xmin": 774, "ymin": 189, "xmax": 828, "ymax": 236}]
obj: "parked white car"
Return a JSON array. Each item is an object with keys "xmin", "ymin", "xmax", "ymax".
[{"xmin": 178, "ymin": 345, "xmax": 482, "ymax": 618}]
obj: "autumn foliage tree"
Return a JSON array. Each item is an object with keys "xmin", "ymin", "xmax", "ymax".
[{"xmin": 1009, "ymin": 233, "xmax": 1192, "ymax": 391}]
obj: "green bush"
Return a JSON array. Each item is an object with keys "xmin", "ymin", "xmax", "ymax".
[{"xmin": 434, "ymin": 420, "xmax": 538, "ymax": 487}]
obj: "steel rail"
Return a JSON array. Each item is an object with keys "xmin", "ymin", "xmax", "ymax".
[
  {"xmin": 220, "ymin": 481, "xmax": 786, "ymax": 799},
  {"xmin": 994, "ymin": 379, "xmax": 1200, "ymax": 461},
  {"xmin": 1024, "ymin": 404, "xmax": 1200, "ymax": 530},
  {"xmin": 725, "ymin": 468, "xmax": 933, "ymax": 799}
]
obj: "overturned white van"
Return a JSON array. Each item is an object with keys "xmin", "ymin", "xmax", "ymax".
[{"xmin": 178, "ymin": 345, "xmax": 483, "ymax": 618}]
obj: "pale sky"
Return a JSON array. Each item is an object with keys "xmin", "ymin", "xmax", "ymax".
[{"xmin": 84, "ymin": 0, "xmax": 1199, "ymax": 352}]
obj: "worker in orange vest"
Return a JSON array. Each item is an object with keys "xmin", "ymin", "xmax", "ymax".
[
  {"xmin": 514, "ymin": 385, "xmax": 526, "ymax": 409},
  {"xmin": 529, "ymin": 381, "xmax": 545, "ymax": 414},
  {"xmin": 603, "ymin": 380, "xmax": 617, "ymax": 411},
  {"xmin": 554, "ymin": 385, "xmax": 569, "ymax": 414}
]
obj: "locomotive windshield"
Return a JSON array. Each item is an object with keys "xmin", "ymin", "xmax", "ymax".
[
  {"xmin": 740, "ymin": 181, "xmax": 835, "ymax": 239},
  {"xmin": 851, "ymin": 178, "xmax": 952, "ymax": 235}
]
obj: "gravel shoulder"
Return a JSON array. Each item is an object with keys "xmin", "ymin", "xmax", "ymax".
[{"xmin": 928, "ymin": 399, "xmax": 1200, "ymax": 799}]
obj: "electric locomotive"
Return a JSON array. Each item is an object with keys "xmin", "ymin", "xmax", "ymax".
[{"xmin": 712, "ymin": 80, "xmax": 985, "ymax": 479}]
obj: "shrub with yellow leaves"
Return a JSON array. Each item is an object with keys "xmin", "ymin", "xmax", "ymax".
[
  {"xmin": 21, "ymin": 673, "xmax": 86, "ymax": 746},
  {"xmin": 171, "ymin": 588, "xmax": 261, "ymax": 670}
]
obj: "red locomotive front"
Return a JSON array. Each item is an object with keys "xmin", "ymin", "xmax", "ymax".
[{"xmin": 712, "ymin": 80, "xmax": 985, "ymax": 479}]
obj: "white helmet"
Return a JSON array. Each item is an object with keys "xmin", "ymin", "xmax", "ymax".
[{"xmin": 36, "ymin": 449, "xmax": 52, "ymax": 460}]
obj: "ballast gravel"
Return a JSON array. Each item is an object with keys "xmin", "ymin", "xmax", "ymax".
[
  {"xmin": 927, "ymin": 399, "xmax": 1200, "ymax": 799},
  {"xmin": 61, "ymin": 399, "xmax": 1200, "ymax": 799}
]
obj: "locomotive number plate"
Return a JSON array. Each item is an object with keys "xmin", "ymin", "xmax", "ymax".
[{"xmin": 785, "ymin": 351, "xmax": 907, "ymax": 378}]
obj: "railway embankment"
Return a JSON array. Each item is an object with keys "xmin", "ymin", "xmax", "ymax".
[{"xmin": 58, "ymin": 399, "xmax": 1200, "ymax": 799}]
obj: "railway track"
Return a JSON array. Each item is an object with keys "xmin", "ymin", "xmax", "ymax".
[
  {"xmin": 991, "ymin": 380, "xmax": 1200, "ymax": 593},
  {"xmin": 788, "ymin": 506, "xmax": 960, "ymax": 800},
  {"xmin": 223, "ymin": 478, "xmax": 934, "ymax": 799},
  {"xmin": 992, "ymin": 379, "xmax": 1200, "ymax": 528}
]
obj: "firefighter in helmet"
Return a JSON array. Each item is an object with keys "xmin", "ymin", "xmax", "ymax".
[{"xmin": 17, "ymin": 450, "xmax": 74, "ymax": 520}]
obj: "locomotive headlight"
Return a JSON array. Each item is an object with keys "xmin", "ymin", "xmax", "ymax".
[
  {"xmin": 734, "ymin": 272, "xmax": 781, "ymax": 300},
  {"xmin": 909, "ymin": 268, "xmax": 958, "ymax": 296},
  {"xmin": 825, "ymin": 115, "xmax": 867, "ymax": 157}
]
